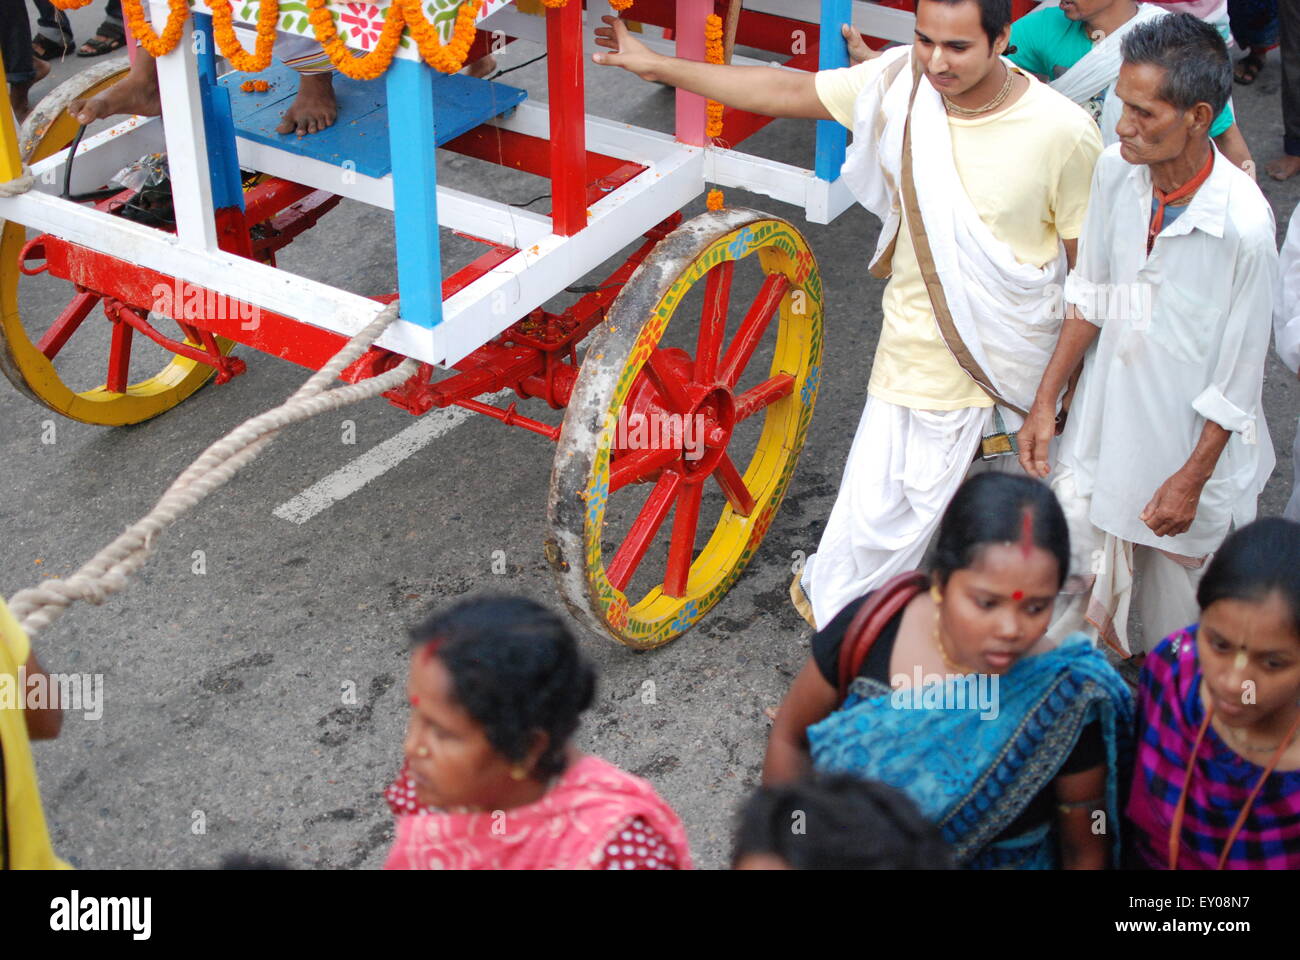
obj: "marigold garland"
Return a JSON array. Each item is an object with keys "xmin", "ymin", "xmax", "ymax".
[
  {"xmin": 703, "ymin": 14, "xmax": 725, "ymax": 211},
  {"xmin": 210, "ymin": 0, "xmax": 280, "ymax": 73},
  {"xmin": 704, "ymin": 13, "xmax": 724, "ymax": 139},
  {"xmin": 57, "ymin": 0, "xmax": 633, "ymax": 81},
  {"xmin": 306, "ymin": 0, "xmax": 407, "ymax": 80},
  {"xmin": 400, "ymin": 0, "xmax": 483, "ymax": 74},
  {"xmin": 121, "ymin": 0, "xmax": 189, "ymax": 57}
]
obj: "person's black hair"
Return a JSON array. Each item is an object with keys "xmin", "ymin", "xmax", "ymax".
[
  {"xmin": 928, "ymin": 472, "xmax": 1071, "ymax": 589},
  {"xmin": 409, "ymin": 595, "xmax": 596, "ymax": 778},
  {"xmin": 1196, "ymin": 517, "xmax": 1300, "ymax": 637},
  {"xmin": 1121, "ymin": 12, "xmax": 1232, "ymax": 120},
  {"xmin": 920, "ymin": 0, "xmax": 1013, "ymax": 51},
  {"xmin": 732, "ymin": 775, "xmax": 955, "ymax": 869}
]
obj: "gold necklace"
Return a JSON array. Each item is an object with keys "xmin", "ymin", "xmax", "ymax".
[{"xmin": 942, "ymin": 65, "xmax": 1014, "ymax": 118}]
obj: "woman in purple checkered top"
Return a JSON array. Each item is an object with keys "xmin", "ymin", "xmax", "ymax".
[{"xmin": 1127, "ymin": 517, "xmax": 1300, "ymax": 869}]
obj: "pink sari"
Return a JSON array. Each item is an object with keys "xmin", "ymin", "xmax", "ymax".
[{"xmin": 382, "ymin": 755, "xmax": 693, "ymax": 870}]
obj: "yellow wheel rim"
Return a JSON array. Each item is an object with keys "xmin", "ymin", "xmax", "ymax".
[
  {"xmin": 1, "ymin": 62, "xmax": 234, "ymax": 426},
  {"xmin": 548, "ymin": 211, "xmax": 824, "ymax": 649}
]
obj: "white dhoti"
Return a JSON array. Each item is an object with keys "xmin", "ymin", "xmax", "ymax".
[
  {"xmin": 1050, "ymin": 465, "xmax": 1207, "ymax": 656},
  {"xmin": 799, "ymin": 398, "xmax": 1018, "ymax": 629},
  {"xmin": 273, "ymin": 34, "xmax": 335, "ymax": 75},
  {"xmin": 796, "ymin": 48, "xmax": 1071, "ymax": 631}
]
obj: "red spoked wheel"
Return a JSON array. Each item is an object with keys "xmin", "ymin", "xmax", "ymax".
[{"xmin": 547, "ymin": 208, "xmax": 824, "ymax": 648}]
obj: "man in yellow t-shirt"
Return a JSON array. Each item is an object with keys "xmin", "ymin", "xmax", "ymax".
[
  {"xmin": 593, "ymin": 0, "xmax": 1100, "ymax": 628},
  {"xmin": 1, "ymin": 598, "xmax": 69, "ymax": 869}
]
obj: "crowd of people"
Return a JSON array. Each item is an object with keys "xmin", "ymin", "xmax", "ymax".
[
  {"xmin": 4, "ymin": 0, "xmax": 1300, "ymax": 869},
  {"xmin": 15, "ymin": 479, "xmax": 1300, "ymax": 870}
]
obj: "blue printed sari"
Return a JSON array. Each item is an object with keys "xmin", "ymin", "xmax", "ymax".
[{"xmin": 807, "ymin": 637, "xmax": 1133, "ymax": 869}]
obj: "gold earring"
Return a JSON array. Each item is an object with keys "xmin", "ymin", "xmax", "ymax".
[
  {"xmin": 510, "ymin": 765, "xmax": 527, "ymax": 781},
  {"xmin": 930, "ymin": 585, "xmax": 943, "ymax": 605},
  {"xmin": 415, "ymin": 746, "xmax": 430, "ymax": 758}
]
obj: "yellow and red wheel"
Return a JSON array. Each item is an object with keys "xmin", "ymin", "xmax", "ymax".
[
  {"xmin": 1, "ymin": 58, "xmax": 235, "ymax": 426},
  {"xmin": 546, "ymin": 209, "xmax": 824, "ymax": 648}
]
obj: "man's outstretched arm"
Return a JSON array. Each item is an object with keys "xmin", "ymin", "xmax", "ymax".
[{"xmin": 592, "ymin": 16, "xmax": 835, "ymax": 121}]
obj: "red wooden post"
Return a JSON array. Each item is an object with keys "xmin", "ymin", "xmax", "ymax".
[{"xmin": 547, "ymin": 0, "xmax": 587, "ymax": 236}]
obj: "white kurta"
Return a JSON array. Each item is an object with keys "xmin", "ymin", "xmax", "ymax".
[
  {"xmin": 1059, "ymin": 142, "xmax": 1277, "ymax": 557},
  {"xmin": 1275, "ymin": 208, "xmax": 1300, "ymax": 521}
]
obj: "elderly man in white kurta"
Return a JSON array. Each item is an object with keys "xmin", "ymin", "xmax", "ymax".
[
  {"xmin": 1019, "ymin": 13, "xmax": 1277, "ymax": 656},
  {"xmin": 1277, "ymin": 209, "xmax": 1300, "ymax": 522}
]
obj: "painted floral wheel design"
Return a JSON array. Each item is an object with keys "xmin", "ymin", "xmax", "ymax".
[{"xmin": 547, "ymin": 209, "xmax": 823, "ymax": 649}]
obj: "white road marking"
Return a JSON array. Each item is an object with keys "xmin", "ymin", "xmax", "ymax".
[{"xmin": 272, "ymin": 390, "xmax": 514, "ymax": 524}]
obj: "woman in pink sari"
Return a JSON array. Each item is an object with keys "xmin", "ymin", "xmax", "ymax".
[{"xmin": 383, "ymin": 596, "xmax": 692, "ymax": 870}]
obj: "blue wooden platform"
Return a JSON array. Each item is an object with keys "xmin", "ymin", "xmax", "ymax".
[{"xmin": 218, "ymin": 63, "xmax": 528, "ymax": 179}]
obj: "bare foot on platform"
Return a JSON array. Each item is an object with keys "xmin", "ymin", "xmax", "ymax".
[
  {"xmin": 1267, "ymin": 154, "xmax": 1300, "ymax": 181},
  {"xmin": 276, "ymin": 73, "xmax": 337, "ymax": 136},
  {"xmin": 69, "ymin": 54, "xmax": 160, "ymax": 124}
]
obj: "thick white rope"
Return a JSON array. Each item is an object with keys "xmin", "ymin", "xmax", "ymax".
[
  {"xmin": 8, "ymin": 301, "xmax": 418, "ymax": 635},
  {"xmin": 0, "ymin": 165, "xmax": 36, "ymax": 199}
]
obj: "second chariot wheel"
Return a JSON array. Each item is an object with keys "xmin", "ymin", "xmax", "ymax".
[
  {"xmin": 1, "ymin": 57, "xmax": 236, "ymax": 426},
  {"xmin": 547, "ymin": 208, "xmax": 824, "ymax": 649}
]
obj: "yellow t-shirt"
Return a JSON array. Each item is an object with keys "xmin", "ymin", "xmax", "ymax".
[
  {"xmin": 0, "ymin": 598, "xmax": 70, "ymax": 869},
  {"xmin": 815, "ymin": 62, "xmax": 1102, "ymax": 410}
]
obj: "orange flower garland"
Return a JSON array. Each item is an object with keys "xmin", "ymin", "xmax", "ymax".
[
  {"xmin": 121, "ymin": 0, "xmax": 189, "ymax": 57},
  {"xmin": 55, "ymin": 0, "xmax": 632, "ymax": 82},
  {"xmin": 210, "ymin": 0, "xmax": 280, "ymax": 73},
  {"xmin": 704, "ymin": 13, "xmax": 724, "ymax": 138},
  {"xmin": 400, "ymin": 0, "xmax": 483, "ymax": 74},
  {"xmin": 704, "ymin": 14, "xmax": 725, "ymax": 210},
  {"xmin": 306, "ymin": 0, "xmax": 407, "ymax": 80}
]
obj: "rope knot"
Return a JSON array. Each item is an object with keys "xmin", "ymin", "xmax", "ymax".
[{"xmin": 0, "ymin": 165, "xmax": 36, "ymax": 199}]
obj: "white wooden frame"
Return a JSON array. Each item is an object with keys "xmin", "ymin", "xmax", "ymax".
[{"xmin": 0, "ymin": 2, "xmax": 916, "ymax": 367}]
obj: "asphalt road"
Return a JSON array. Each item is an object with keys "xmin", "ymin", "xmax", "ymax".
[{"xmin": 4, "ymin": 11, "xmax": 1299, "ymax": 870}]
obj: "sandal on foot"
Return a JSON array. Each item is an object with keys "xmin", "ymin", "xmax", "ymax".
[
  {"xmin": 32, "ymin": 34, "xmax": 76, "ymax": 61},
  {"xmin": 1234, "ymin": 53, "xmax": 1265, "ymax": 84},
  {"xmin": 77, "ymin": 32, "xmax": 126, "ymax": 57}
]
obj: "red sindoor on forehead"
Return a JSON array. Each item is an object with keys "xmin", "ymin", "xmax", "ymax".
[
  {"xmin": 1011, "ymin": 509, "xmax": 1035, "ymax": 602},
  {"xmin": 1019, "ymin": 508, "xmax": 1035, "ymax": 559}
]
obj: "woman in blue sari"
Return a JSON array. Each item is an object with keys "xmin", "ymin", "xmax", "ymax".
[{"xmin": 765, "ymin": 473, "xmax": 1133, "ymax": 869}]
